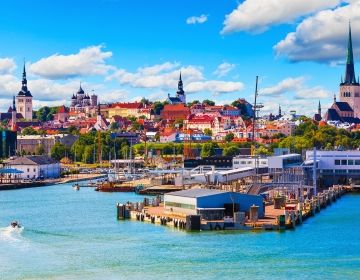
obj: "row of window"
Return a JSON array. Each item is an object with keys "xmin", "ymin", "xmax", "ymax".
[
  {"xmin": 321, "ymin": 169, "xmax": 360, "ymax": 174},
  {"xmin": 334, "ymin": 159, "xmax": 360, "ymax": 165},
  {"xmin": 17, "ymin": 99, "xmax": 32, "ymax": 103},
  {"xmin": 234, "ymin": 160, "xmax": 267, "ymax": 165},
  {"xmin": 165, "ymin": 201, "xmax": 195, "ymax": 210},
  {"xmin": 343, "ymin": 92, "xmax": 360, "ymax": 97}
]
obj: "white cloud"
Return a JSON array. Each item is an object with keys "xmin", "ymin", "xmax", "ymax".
[
  {"xmin": 29, "ymin": 45, "xmax": 113, "ymax": 79},
  {"xmin": 0, "ymin": 58, "xmax": 17, "ymax": 74},
  {"xmin": 213, "ymin": 62, "xmax": 236, "ymax": 77},
  {"xmin": 108, "ymin": 61, "xmax": 244, "ymax": 95},
  {"xmin": 186, "ymin": 14, "xmax": 208, "ymax": 25},
  {"xmin": 260, "ymin": 76, "xmax": 330, "ymax": 99},
  {"xmin": 108, "ymin": 62, "xmax": 204, "ymax": 89},
  {"xmin": 221, "ymin": 0, "xmax": 343, "ymax": 34},
  {"xmin": 260, "ymin": 77, "xmax": 304, "ymax": 96},
  {"xmin": 274, "ymin": 1, "xmax": 360, "ymax": 62},
  {"xmin": 186, "ymin": 80, "xmax": 244, "ymax": 95}
]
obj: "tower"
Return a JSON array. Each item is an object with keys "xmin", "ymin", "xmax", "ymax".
[
  {"xmin": 278, "ymin": 105, "xmax": 282, "ymax": 117},
  {"xmin": 11, "ymin": 96, "xmax": 17, "ymax": 131},
  {"xmin": 176, "ymin": 71, "xmax": 186, "ymax": 104},
  {"xmin": 339, "ymin": 22, "xmax": 360, "ymax": 117},
  {"xmin": 318, "ymin": 100, "xmax": 321, "ymax": 116},
  {"xmin": 16, "ymin": 62, "xmax": 33, "ymax": 120}
]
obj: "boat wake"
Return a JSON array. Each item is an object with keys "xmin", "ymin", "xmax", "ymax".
[{"xmin": 0, "ymin": 226, "xmax": 25, "ymax": 243}]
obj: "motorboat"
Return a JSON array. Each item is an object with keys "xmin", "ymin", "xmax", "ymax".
[
  {"xmin": 73, "ymin": 184, "xmax": 80, "ymax": 191},
  {"xmin": 10, "ymin": 221, "xmax": 21, "ymax": 228}
]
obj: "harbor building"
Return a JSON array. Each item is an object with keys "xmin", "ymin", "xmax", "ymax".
[
  {"xmin": 4, "ymin": 155, "xmax": 60, "ymax": 179},
  {"xmin": 16, "ymin": 63, "xmax": 33, "ymax": 121},
  {"xmin": 305, "ymin": 150, "xmax": 360, "ymax": 186},
  {"xmin": 164, "ymin": 189, "xmax": 264, "ymax": 220},
  {"xmin": 232, "ymin": 156, "xmax": 268, "ymax": 169}
]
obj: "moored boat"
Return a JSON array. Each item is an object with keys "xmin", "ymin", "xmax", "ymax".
[{"xmin": 95, "ymin": 182, "xmax": 135, "ymax": 192}]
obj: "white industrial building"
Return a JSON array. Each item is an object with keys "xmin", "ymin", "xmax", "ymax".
[
  {"xmin": 4, "ymin": 156, "xmax": 60, "ymax": 179},
  {"xmin": 232, "ymin": 156, "xmax": 268, "ymax": 169},
  {"xmin": 305, "ymin": 150, "xmax": 360, "ymax": 186}
]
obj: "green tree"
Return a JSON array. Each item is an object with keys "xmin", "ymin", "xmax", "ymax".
[
  {"xmin": 200, "ymin": 142, "xmax": 218, "ymax": 157},
  {"xmin": 51, "ymin": 143, "xmax": 68, "ymax": 161},
  {"xmin": 204, "ymin": 128, "xmax": 213, "ymax": 136},
  {"xmin": 35, "ymin": 144, "xmax": 46, "ymax": 155},
  {"xmin": 153, "ymin": 101, "xmax": 165, "ymax": 115},
  {"xmin": 66, "ymin": 125, "xmax": 80, "ymax": 135},
  {"xmin": 22, "ymin": 126, "xmax": 38, "ymax": 135},
  {"xmin": 82, "ymin": 145, "xmax": 94, "ymax": 163},
  {"xmin": 202, "ymin": 99, "xmax": 215, "ymax": 106},
  {"xmin": 110, "ymin": 122, "xmax": 119, "ymax": 131},
  {"xmin": 224, "ymin": 132, "xmax": 235, "ymax": 143},
  {"xmin": 223, "ymin": 145, "xmax": 240, "ymax": 157}
]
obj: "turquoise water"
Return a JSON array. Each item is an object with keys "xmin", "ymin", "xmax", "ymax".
[{"xmin": 0, "ymin": 183, "xmax": 359, "ymax": 280}]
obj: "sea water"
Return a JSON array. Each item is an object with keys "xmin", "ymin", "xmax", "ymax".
[{"xmin": 0, "ymin": 183, "xmax": 359, "ymax": 280}]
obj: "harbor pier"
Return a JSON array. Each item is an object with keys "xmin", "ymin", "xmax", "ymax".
[{"xmin": 116, "ymin": 185, "xmax": 347, "ymax": 232}]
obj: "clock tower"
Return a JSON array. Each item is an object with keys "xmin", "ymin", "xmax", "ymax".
[{"xmin": 16, "ymin": 63, "xmax": 33, "ymax": 121}]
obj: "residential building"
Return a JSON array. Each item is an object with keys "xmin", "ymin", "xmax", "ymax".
[
  {"xmin": 4, "ymin": 155, "xmax": 60, "ymax": 179},
  {"xmin": 17, "ymin": 134, "xmax": 78, "ymax": 155},
  {"xmin": 161, "ymin": 104, "xmax": 190, "ymax": 121}
]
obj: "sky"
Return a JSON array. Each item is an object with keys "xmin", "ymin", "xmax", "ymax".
[{"xmin": 0, "ymin": 0, "xmax": 359, "ymax": 116}]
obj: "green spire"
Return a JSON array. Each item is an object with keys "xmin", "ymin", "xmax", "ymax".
[{"xmin": 346, "ymin": 22, "xmax": 354, "ymax": 65}]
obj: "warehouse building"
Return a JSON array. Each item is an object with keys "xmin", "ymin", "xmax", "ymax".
[{"xmin": 164, "ymin": 189, "xmax": 264, "ymax": 220}]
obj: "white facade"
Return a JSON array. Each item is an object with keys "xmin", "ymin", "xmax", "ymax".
[
  {"xmin": 232, "ymin": 157, "xmax": 268, "ymax": 169},
  {"xmin": 306, "ymin": 150, "xmax": 360, "ymax": 172}
]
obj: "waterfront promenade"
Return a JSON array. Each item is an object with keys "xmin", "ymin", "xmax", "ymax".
[{"xmin": 0, "ymin": 182, "xmax": 359, "ymax": 280}]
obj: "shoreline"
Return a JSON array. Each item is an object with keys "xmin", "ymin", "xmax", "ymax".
[{"xmin": 0, "ymin": 174, "xmax": 107, "ymax": 191}]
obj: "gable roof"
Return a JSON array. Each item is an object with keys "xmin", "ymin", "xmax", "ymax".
[
  {"xmin": 5, "ymin": 156, "xmax": 58, "ymax": 165},
  {"xmin": 334, "ymin": 102, "xmax": 353, "ymax": 112}
]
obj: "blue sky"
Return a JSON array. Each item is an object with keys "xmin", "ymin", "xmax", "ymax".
[{"xmin": 0, "ymin": 0, "xmax": 358, "ymax": 116}]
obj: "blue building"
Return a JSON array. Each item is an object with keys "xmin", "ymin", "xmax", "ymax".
[{"xmin": 164, "ymin": 189, "xmax": 264, "ymax": 220}]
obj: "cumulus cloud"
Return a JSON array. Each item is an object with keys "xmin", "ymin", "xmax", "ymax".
[
  {"xmin": 186, "ymin": 14, "xmax": 208, "ymax": 25},
  {"xmin": 29, "ymin": 45, "xmax": 113, "ymax": 79},
  {"xmin": 213, "ymin": 62, "xmax": 236, "ymax": 77},
  {"xmin": 186, "ymin": 81, "xmax": 244, "ymax": 95},
  {"xmin": 109, "ymin": 64, "xmax": 203, "ymax": 89},
  {"xmin": 0, "ymin": 58, "xmax": 17, "ymax": 74},
  {"xmin": 258, "ymin": 77, "xmax": 330, "ymax": 115},
  {"xmin": 260, "ymin": 76, "xmax": 329, "ymax": 99},
  {"xmin": 221, "ymin": 0, "xmax": 343, "ymax": 34},
  {"xmin": 274, "ymin": 1, "xmax": 360, "ymax": 62},
  {"xmin": 108, "ymin": 61, "xmax": 244, "ymax": 95},
  {"xmin": 260, "ymin": 77, "xmax": 304, "ymax": 96}
]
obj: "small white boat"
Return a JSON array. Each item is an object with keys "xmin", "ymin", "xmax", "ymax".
[{"xmin": 73, "ymin": 184, "xmax": 80, "ymax": 191}]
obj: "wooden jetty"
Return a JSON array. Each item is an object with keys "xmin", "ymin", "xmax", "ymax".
[{"xmin": 116, "ymin": 185, "xmax": 348, "ymax": 232}]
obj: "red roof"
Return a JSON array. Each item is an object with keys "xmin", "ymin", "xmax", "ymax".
[
  {"xmin": 58, "ymin": 105, "xmax": 67, "ymax": 114},
  {"xmin": 110, "ymin": 102, "xmax": 143, "ymax": 109}
]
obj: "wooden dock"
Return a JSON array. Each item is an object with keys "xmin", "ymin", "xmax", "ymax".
[{"xmin": 116, "ymin": 185, "xmax": 348, "ymax": 232}]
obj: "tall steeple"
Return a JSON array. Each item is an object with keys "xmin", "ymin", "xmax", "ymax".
[
  {"xmin": 176, "ymin": 71, "xmax": 186, "ymax": 103},
  {"xmin": 18, "ymin": 61, "xmax": 32, "ymax": 97},
  {"xmin": 12, "ymin": 95, "xmax": 16, "ymax": 111},
  {"xmin": 343, "ymin": 22, "xmax": 358, "ymax": 85},
  {"xmin": 318, "ymin": 100, "xmax": 321, "ymax": 115},
  {"xmin": 278, "ymin": 105, "xmax": 282, "ymax": 117}
]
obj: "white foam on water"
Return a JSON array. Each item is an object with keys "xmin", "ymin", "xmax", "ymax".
[{"xmin": 0, "ymin": 226, "xmax": 28, "ymax": 248}]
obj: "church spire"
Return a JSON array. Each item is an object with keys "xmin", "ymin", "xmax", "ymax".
[
  {"xmin": 334, "ymin": 93, "xmax": 337, "ymax": 103},
  {"xmin": 318, "ymin": 100, "xmax": 321, "ymax": 115},
  {"xmin": 12, "ymin": 95, "xmax": 16, "ymax": 111},
  {"xmin": 22, "ymin": 60, "xmax": 27, "ymax": 87},
  {"xmin": 344, "ymin": 22, "xmax": 357, "ymax": 85}
]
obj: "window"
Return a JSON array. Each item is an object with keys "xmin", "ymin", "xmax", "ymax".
[
  {"xmin": 355, "ymin": 160, "xmax": 360, "ymax": 165},
  {"xmin": 335, "ymin": 160, "xmax": 340, "ymax": 165},
  {"xmin": 27, "ymin": 168, "xmax": 30, "ymax": 172},
  {"xmin": 348, "ymin": 159, "xmax": 354, "ymax": 165},
  {"xmin": 33, "ymin": 168, "xmax": 36, "ymax": 172},
  {"xmin": 341, "ymin": 160, "xmax": 347, "ymax": 165}
]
